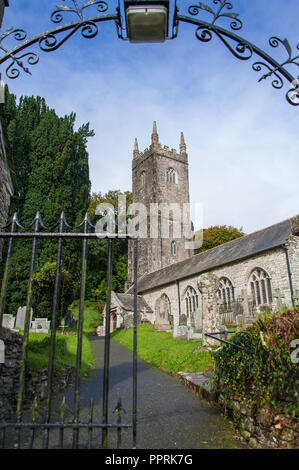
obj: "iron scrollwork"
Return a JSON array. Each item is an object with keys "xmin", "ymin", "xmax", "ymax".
[
  {"xmin": 189, "ymin": 0, "xmax": 243, "ymax": 31},
  {"xmin": 0, "ymin": 0, "xmax": 119, "ymax": 79},
  {"xmin": 0, "ymin": 0, "xmax": 298, "ymax": 105},
  {"xmin": 178, "ymin": 0, "xmax": 299, "ymax": 105}
]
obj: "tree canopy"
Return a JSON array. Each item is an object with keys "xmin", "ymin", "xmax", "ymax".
[
  {"xmin": 1, "ymin": 90, "xmax": 94, "ymax": 320},
  {"xmin": 194, "ymin": 225, "xmax": 245, "ymax": 254}
]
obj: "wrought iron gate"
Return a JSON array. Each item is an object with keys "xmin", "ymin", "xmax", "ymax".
[{"xmin": 0, "ymin": 211, "xmax": 138, "ymax": 449}]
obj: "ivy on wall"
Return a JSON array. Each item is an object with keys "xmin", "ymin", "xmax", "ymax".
[{"xmin": 211, "ymin": 309, "xmax": 299, "ymax": 417}]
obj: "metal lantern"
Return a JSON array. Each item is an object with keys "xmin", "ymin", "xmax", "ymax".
[{"xmin": 124, "ymin": 0, "xmax": 170, "ymax": 43}]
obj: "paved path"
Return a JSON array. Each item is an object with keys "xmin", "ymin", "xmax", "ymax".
[
  {"xmin": 20, "ymin": 337, "xmax": 243, "ymax": 449},
  {"xmin": 68, "ymin": 337, "xmax": 242, "ymax": 449}
]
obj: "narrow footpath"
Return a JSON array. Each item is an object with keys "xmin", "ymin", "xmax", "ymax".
[
  {"xmin": 21, "ymin": 337, "xmax": 243, "ymax": 449},
  {"xmin": 70, "ymin": 337, "xmax": 243, "ymax": 449}
]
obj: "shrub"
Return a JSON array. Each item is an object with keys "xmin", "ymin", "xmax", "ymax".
[{"xmin": 211, "ymin": 309, "xmax": 299, "ymax": 417}]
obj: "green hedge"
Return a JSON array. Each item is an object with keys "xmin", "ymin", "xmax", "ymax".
[{"xmin": 211, "ymin": 309, "xmax": 299, "ymax": 417}]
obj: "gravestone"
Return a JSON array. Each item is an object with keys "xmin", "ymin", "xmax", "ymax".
[
  {"xmin": 173, "ymin": 325, "xmax": 188, "ymax": 340},
  {"xmin": 15, "ymin": 306, "xmax": 33, "ymax": 330},
  {"xmin": 2, "ymin": 314, "xmax": 15, "ymax": 330},
  {"xmin": 30, "ymin": 318, "xmax": 50, "ymax": 333},
  {"xmin": 64, "ymin": 310, "xmax": 78, "ymax": 329},
  {"xmin": 153, "ymin": 295, "xmax": 171, "ymax": 332}
]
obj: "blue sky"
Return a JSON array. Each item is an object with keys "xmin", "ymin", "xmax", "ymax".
[{"xmin": 1, "ymin": 0, "xmax": 298, "ymax": 233}]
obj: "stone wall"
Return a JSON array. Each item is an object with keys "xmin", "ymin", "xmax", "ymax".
[
  {"xmin": 0, "ymin": 109, "xmax": 14, "ymax": 262},
  {"xmin": 141, "ymin": 244, "xmax": 297, "ymax": 335},
  {"xmin": 287, "ymin": 233, "xmax": 299, "ymax": 303},
  {"xmin": 0, "ymin": 327, "xmax": 23, "ymax": 421},
  {"xmin": 217, "ymin": 394, "xmax": 298, "ymax": 449},
  {"xmin": 0, "ymin": 1, "xmax": 9, "ymax": 28},
  {"xmin": 0, "ymin": 2, "xmax": 11, "ymax": 261},
  {"xmin": 0, "ymin": 327, "xmax": 76, "ymax": 421}
]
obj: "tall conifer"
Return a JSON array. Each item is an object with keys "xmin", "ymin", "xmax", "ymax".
[{"xmin": 2, "ymin": 90, "xmax": 94, "ymax": 319}]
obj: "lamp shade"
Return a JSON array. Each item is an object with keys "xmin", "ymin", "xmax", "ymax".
[{"xmin": 124, "ymin": 1, "xmax": 169, "ymax": 43}]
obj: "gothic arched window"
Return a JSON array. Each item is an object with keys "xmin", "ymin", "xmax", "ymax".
[
  {"xmin": 171, "ymin": 240, "xmax": 176, "ymax": 256},
  {"xmin": 218, "ymin": 277, "xmax": 235, "ymax": 306},
  {"xmin": 140, "ymin": 170, "xmax": 145, "ymax": 187},
  {"xmin": 249, "ymin": 268, "xmax": 273, "ymax": 306},
  {"xmin": 166, "ymin": 167, "xmax": 176, "ymax": 184},
  {"xmin": 184, "ymin": 286, "xmax": 199, "ymax": 316}
]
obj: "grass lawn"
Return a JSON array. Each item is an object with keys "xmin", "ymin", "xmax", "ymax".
[
  {"xmin": 23, "ymin": 300, "xmax": 100, "ymax": 379},
  {"xmin": 68, "ymin": 300, "xmax": 103, "ymax": 334},
  {"xmin": 27, "ymin": 331, "xmax": 94, "ymax": 377},
  {"xmin": 111, "ymin": 324, "xmax": 214, "ymax": 374}
]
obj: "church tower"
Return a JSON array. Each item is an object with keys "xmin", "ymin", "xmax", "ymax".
[{"xmin": 126, "ymin": 122, "xmax": 193, "ymax": 287}]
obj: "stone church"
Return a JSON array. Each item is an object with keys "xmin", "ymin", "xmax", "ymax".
[{"xmin": 105, "ymin": 122, "xmax": 299, "ymax": 342}]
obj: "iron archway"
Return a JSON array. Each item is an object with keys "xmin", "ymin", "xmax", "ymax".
[{"xmin": 0, "ymin": 0, "xmax": 298, "ymax": 105}]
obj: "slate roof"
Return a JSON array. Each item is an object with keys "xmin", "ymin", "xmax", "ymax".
[
  {"xmin": 114, "ymin": 292, "xmax": 153, "ymax": 312},
  {"xmin": 127, "ymin": 216, "xmax": 298, "ymax": 294}
]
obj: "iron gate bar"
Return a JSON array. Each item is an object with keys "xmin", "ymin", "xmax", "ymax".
[
  {"xmin": 133, "ymin": 237, "xmax": 138, "ymax": 449},
  {"xmin": 0, "ymin": 232, "xmax": 134, "ymax": 239},
  {"xmin": 0, "ymin": 213, "xmax": 138, "ymax": 449},
  {"xmin": 204, "ymin": 331, "xmax": 253, "ymax": 355},
  {"xmin": 73, "ymin": 212, "xmax": 92, "ymax": 449},
  {"xmin": 102, "ymin": 237, "xmax": 113, "ymax": 449},
  {"xmin": 43, "ymin": 212, "xmax": 71, "ymax": 449},
  {"xmin": 15, "ymin": 212, "xmax": 46, "ymax": 449}
]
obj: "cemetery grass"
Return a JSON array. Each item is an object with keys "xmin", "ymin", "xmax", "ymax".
[
  {"xmin": 27, "ymin": 332, "xmax": 94, "ymax": 377},
  {"xmin": 68, "ymin": 300, "xmax": 103, "ymax": 333},
  {"xmin": 25, "ymin": 300, "xmax": 101, "ymax": 378},
  {"xmin": 111, "ymin": 324, "xmax": 214, "ymax": 374}
]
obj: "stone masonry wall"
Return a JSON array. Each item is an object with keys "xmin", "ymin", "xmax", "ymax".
[
  {"xmin": 141, "ymin": 245, "xmax": 297, "ymax": 330},
  {"xmin": 0, "ymin": 327, "xmax": 23, "ymax": 421},
  {"xmin": 286, "ymin": 234, "xmax": 299, "ymax": 304},
  {"xmin": 0, "ymin": 115, "xmax": 13, "ymax": 262},
  {"xmin": 217, "ymin": 392, "xmax": 299, "ymax": 449}
]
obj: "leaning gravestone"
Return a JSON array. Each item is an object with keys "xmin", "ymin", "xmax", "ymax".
[
  {"xmin": 2, "ymin": 314, "xmax": 15, "ymax": 330},
  {"xmin": 15, "ymin": 306, "xmax": 33, "ymax": 330}
]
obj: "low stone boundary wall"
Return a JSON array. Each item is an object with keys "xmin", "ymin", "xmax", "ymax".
[
  {"xmin": 0, "ymin": 327, "xmax": 76, "ymax": 421},
  {"xmin": 0, "ymin": 327, "xmax": 23, "ymax": 421},
  {"xmin": 177, "ymin": 371, "xmax": 299, "ymax": 449}
]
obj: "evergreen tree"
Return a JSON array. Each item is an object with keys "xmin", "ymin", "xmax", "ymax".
[{"xmin": 1, "ymin": 90, "xmax": 94, "ymax": 320}]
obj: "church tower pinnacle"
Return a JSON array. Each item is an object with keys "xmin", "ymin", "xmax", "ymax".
[
  {"xmin": 133, "ymin": 137, "xmax": 139, "ymax": 159},
  {"xmin": 180, "ymin": 131, "xmax": 186, "ymax": 155},
  {"xmin": 151, "ymin": 120, "xmax": 159, "ymax": 145}
]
